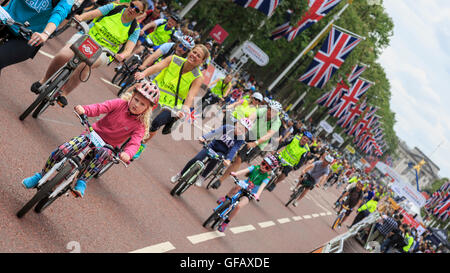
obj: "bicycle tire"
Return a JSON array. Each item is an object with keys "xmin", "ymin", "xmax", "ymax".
[
  {"xmin": 202, "ymin": 211, "xmax": 220, "ymax": 228},
  {"xmin": 211, "ymin": 217, "xmax": 224, "ymax": 230},
  {"xmin": 32, "ymin": 98, "xmax": 51, "ymax": 119},
  {"xmin": 93, "ymin": 161, "xmax": 114, "ymax": 179},
  {"xmin": 285, "ymin": 186, "xmax": 305, "ymax": 207},
  {"xmin": 20, "ymin": 68, "xmax": 69, "ymax": 121},
  {"xmin": 17, "ymin": 163, "xmax": 72, "ymax": 218},
  {"xmin": 177, "ymin": 163, "xmax": 202, "ymax": 196},
  {"xmin": 331, "ymin": 214, "xmax": 343, "ymax": 230},
  {"xmin": 170, "ymin": 163, "xmax": 202, "ymax": 196},
  {"xmin": 203, "ymin": 199, "xmax": 231, "ymax": 228},
  {"xmin": 205, "ymin": 164, "xmax": 223, "ymax": 190},
  {"xmin": 111, "ymin": 69, "xmax": 127, "ymax": 85}
]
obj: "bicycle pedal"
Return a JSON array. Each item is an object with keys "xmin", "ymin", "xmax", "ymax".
[{"xmin": 56, "ymin": 96, "xmax": 68, "ymax": 108}]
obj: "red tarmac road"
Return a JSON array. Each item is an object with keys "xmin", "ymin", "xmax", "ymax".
[{"xmin": 0, "ymin": 29, "xmax": 366, "ymax": 253}]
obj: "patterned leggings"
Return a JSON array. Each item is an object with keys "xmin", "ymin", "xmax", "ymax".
[{"xmin": 41, "ymin": 135, "xmax": 112, "ymax": 182}]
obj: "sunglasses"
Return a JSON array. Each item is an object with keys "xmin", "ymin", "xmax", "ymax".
[
  {"xmin": 178, "ymin": 44, "xmax": 189, "ymax": 51},
  {"xmin": 261, "ymin": 161, "xmax": 272, "ymax": 171},
  {"xmin": 129, "ymin": 2, "xmax": 142, "ymax": 13}
]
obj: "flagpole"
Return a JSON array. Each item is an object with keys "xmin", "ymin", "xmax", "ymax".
[
  {"xmin": 267, "ymin": 1, "xmax": 353, "ymax": 93},
  {"xmin": 179, "ymin": 0, "xmax": 200, "ymax": 18}
]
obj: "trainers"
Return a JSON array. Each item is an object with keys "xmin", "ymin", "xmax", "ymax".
[
  {"xmin": 293, "ymin": 200, "xmax": 298, "ymax": 207},
  {"xmin": 216, "ymin": 196, "xmax": 226, "ymax": 204},
  {"xmin": 56, "ymin": 95, "xmax": 68, "ymax": 108},
  {"xmin": 218, "ymin": 222, "xmax": 228, "ymax": 232},
  {"xmin": 72, "ymin": 180, "xmax": 87, "ymax": 198},
  {"xmin": 31, "ymin": 81, "xmax": 42, "ymax": 94},
  {"xmin": 22, "ymin": 173, "xmax": 42, "ymax": 189},
  {"xmin": 290, "ymin": 185, "xmax": 296, "ymax": 191},
  {"xmin": 171, "ymin": 173, "xmax": 181, "ymax": 183},
  {"xmin": 195, "ymin": 176, "xmax": 205, "ymax": 187}
]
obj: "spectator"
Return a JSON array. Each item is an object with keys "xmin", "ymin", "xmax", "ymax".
[{"xmin": 366, "ymin": 211, "xmax": 399, "ymax": 243}]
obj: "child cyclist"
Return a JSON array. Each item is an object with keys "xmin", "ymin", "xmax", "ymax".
[
  {"xmin": 216, "ymin": 154, "xmax": 279, "ymax": 232},
  {"xmin": 171, "ymin": 118, "xmax": 253, "ymax": 187},
  {"xmin": 21, "ymin": 82, "xmax": 160, "ymax": 198}
]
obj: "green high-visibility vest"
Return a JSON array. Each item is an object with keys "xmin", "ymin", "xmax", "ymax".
[
  {"xmin": 210, "ymin": 79, "xmax": 230, "ymax": 98},
  {"xmin": 280, "ymin": 135, "xmax": 310, "ymax": 167},
  {"xmin": 232, "ymin": 97, "xmax": 256, "ymax": 120},
  {"xmin": 154, "ymin": 55, "xmax": 202, "ymax": 108},
  {"xmin": 148, "ymin": 22, "xmax": 174, "ymax": 46}
]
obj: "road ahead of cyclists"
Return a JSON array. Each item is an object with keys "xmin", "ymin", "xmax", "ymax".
[{"xmin": 0, "ymin": 29, "xmax": 365, "ymax": 253}]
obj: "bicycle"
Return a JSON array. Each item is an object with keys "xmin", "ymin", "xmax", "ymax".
[
  {"xmin": 323, "ymin": 173, "xmax": 339, "ymax": 190},
  {"xmin": 202, "ymin": 176, "xmax": 258, "ymax": 230},
  {"xmin": 19, "ymin": 17, "xmax": 115, "ymax": 121},
  {"xmin": 285, "ymin": 173, "xmax": 314, "ymax": 207},
  {"xmin": 0, "ymin": 6, "xmax": 33, "ymax": 44},
  {"xmin": 331, "ymin": 204, "xmax": 350, "ymax": 230},
  {"xmin": 16, "ymin": 111, "xmax": 129, "ymax": 218},
  {"xmin": 204, "ymin": 156, "xmax": 228, "ymax": 190},
  {"xmin": 170, "ymin": 142, "xmax": 225, "ymax": 196},
  {"xmin": 264, "ymin": 154, "xmax": 289, "ymax": 192}
]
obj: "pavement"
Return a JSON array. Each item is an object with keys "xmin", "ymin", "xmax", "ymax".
[{"xmin": 0, "ymin": 28, "xmax": 367, "ymax": 253}]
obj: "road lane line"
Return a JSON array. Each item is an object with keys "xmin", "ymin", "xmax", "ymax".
[
  {"xmin": 187, "ymin": 231, "xmax": 225, "ymax": 245},
  {"xmin": 312, "ymin": 214, "xmax": 320, "ymax": 218},
  {"xmin": 277, "ymin": 218, "xmax": 291, "ymax": 224},
  {"xmin": 39, "ymin": 50, "xmax": 55, "ymax": 59},
  {"xmin": 326, "ymin": 212, "xmax": 332, "ymax": 216},
  {"xmin": 230, "ymin": 225, "xmax": 256, "ymax": 234},
  {"xmin": 258, "ymin": 221, "xmax": 276, "ymax": 228},
  {"xmin": 302, "ymin": 215, "xmax": 312, "ymax": 219},
  {"xmin": 292, "ymin": 216, "xmax": 302, "ymax": 221},
  {"xmin": 100, "ymin": 77, "xmax": 120, "ymax": 89},
  {"xmin": 130, "ymin": 242, "xmax": 175, "ymax": 253},
  {"xmin": 320, "ymin": 213, "xmax": 326, "ymax": 216}
]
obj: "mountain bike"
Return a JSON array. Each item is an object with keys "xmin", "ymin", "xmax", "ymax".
[
  {"xmin": 202, "ymin": 176, "xmax": 258, "ymax": 230},
  {"xmin": 331, "ymin": 204, "xmax": 350, "ymax": 230},
  {"xmin": 170, "ymin": 142, "xmax": 225, "ymax": 196},
  {"xmin": 19, "ymin": 18, "xmax": 115, "ymax": 121},
  {"xmin": 285, "ymin": 173, "xmax": 315, "ymax": 207},
  {"xmin": 0, "ymin": 6, "xmax": 33, "ymax": 44},
  {"xmin": 204, "ymin": 157, "xmax": 228, "ymax": 190},
  {"xmin": 16, "ymin": 112, "xmax": 129, "ymax": 218}
]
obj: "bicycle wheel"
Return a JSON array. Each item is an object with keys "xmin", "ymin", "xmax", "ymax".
[
  {"xmin": 285, "ymin": 186, "xmax": 305, "ymax": 207},
  {"xmin": 202, "ymin": 199, "xmax": 231, "ymax": 228},
  {"xmin": 20, "ymin": 68, "xmax": 69, "ymax": 121},
  {"xmin": 205, "ymin": 164, "xmax": 224, "ymax": 190},
  {"xmin": 17, "ymin": 163, "xmax": 72, "ymax": 218},
  {"xmin": 32, "ymin": 97, "xmax": 52, "ymax": 119},
  {"xmin": 331, "ymin": 214, "xmax": 343, "ymax": 230},
  {"xmin": 111, "ymin": 69, "xmax": 127, "ymax": 85},
  {"xmin": 93, "ymin": 161, "xmax": 114, "ymax": 179},
  {"xmin": 177, "ymin": 164, "xmax": 202, "ymax": 196}
]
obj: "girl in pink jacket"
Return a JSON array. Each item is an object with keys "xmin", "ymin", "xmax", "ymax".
[{"xmin": 21, "ymin": 82, "xmax": 160, "ymax": 198}]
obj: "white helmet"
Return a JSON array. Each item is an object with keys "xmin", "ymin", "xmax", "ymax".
[
  {"xmin": 325, "ymin": 155, "xmax": 334, "ymax": 163},
  {"xmin": 268, "ymin": 100, "xmax": 282, "ymax": 112},
  {"xmin": 252, "ymin": 92, "xmax": 263, "ymax": 102}
]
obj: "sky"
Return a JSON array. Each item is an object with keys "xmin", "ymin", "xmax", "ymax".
[{"xmin": 378, "ymin": 0, "xmax": 450, "ymax": 179}]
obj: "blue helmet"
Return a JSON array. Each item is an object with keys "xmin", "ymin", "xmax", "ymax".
[{"xmin": 303, "ymin": 131, "xmax": 313, "ymax": 141}]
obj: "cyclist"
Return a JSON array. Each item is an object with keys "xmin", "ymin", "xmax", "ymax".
[
  {"xmin": 134, "ymin": 44, "xmax": 210, "ymax": 139},
  {"xmin": 223, "ymin": 91, "xmax": 263, "ymax": 125},
  {"xmin": 137, "ymin": 12, "xmax": 179, "ymax": 50},
  {"xmin": 290, "ymin": 154, "xmax": 333, "ymax": 207},
  {"xmin": 326, "ymin": 159, "xmax": 344, "ymax": 187},
  {"xmin": 224, "ymin": 83, "xmax": 244, "ymax": 105},
  {"xmin": 216, "ymin": 154, "xmax": 278, "ymax": 232},
  {"xmin": 210, "ymin": 99, "xmax": 282, "ymax": 189},
  {"xmin": 200, "ymin": 74, "xmax": 233, "ymax": 117},
  {"xmin": 271, "ymin": 131, "xmax": 313, "ymax": 189},
  {"xmin": 137, "ymin": 34, "xmax": 194, "ymax": 72},
  {"xmin": 30, "ymin": 0, "xmax": 148, "ymax": 107},
  {"xmin": 170, "ymin": 118, "xmax": 252, "ymax": 187},
  {"xmin": 335, "ymin": 180, "xmax": 364, "ymax": 228},
  {"xmin": 21, "ymin": 81, "xmax": 159, "ymax": 198},
  {"xmin": 348, "ymin": 196, "xmax": 379, "ymax": 228},
  {"xmin": 0, "ymin": 0, "xmax": 73, "ymax": 75}
]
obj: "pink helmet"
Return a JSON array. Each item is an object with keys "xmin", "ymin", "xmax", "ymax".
[
  {"xmin": 263, "ymin": 154, "xmax": 279, "ymax": 169},
  {"xmin": 135, "ymin": 81, "xmax": 159, "ymax": 109}
]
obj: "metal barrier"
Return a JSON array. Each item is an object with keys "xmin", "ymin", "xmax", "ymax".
[{"xmin": 319, "ymin": 211, "xmax": 381, "ymax": 253}]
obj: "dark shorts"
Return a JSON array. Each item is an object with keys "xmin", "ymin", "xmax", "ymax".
[
  {"xmin": 0, "ymin": 27, "xmax": 41, "ymax": 71},
  {"xmin": 238, "ymin": 144, "xmax": 261, "ymax": 163},
  {"xmin": 150, "ymin": 108, "xmax": 177, "ymax": 133},
  {"xmin": 301, "ymin": 173, "xmax": 316, "ymax": 190},
  {"xmin": 281, "ymin": 165, "xmax": 293, "ymax": 176}
]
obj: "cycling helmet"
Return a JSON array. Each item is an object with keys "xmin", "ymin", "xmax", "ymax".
[
  {"xmin": 303, "ymin": 131, "xmax": 313, "ymax": 141},
  {"xmin": 180, "ymin": 35, "xmax": 195, "ymax": 50},
  {"xmin": 134, "ymin": 81, "xmax": 160, "ymax": 107},
  {"xmin": 263, "ymin": 154, "xmax": 279, "ymax": 169},
  {"xmin": 252, "ymin": 92, "xmax": 263, "ymax": 102},
  {"xmin": 239, "ymin": 118, "xmax": 253, "ymax": 130},
  {"xmin": 268, "ymin": 100, "xmax": 282, "ymax": 112},
  {"xmin": 324, "ymin": 155, "xmax": 334, "ymax": 163},
  {"xmin": 170, "ymin": 14, "xmax": 181, "ymax": 23}
]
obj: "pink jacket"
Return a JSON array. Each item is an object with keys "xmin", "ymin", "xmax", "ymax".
[{"xmin": 82, "ymin": 99, "xmax": 146, "ymax": 158}]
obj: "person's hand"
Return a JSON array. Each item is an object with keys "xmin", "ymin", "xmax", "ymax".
[
  {"xmin": 198, "ymin": 137, "xmax": 206, "ymax": 144},
  {"xmin": 253, "ymin": 193, "xmax": 260, "ymax": 201},
  {"xmin": 74, "ymin": 14, "xmax": 83, "ymax": 22},
  {"xmin": 176, "ymin": 110, "xmax": 185, "ymax": 119},
  {"xmin": 115, "ymin": 53, "xmax": 126, "ymax": 63},
  {"xmin": 74, "ymin": 105, "xmax": 85, "ymax": 115},
  {"xmin": 230, "ymin": 172, "xmax": 237, "ymax": 177},
  {"xmin": 223, "ymin": 159, "xmax": 231, "ymax": 167},
  {"xmin": 134, "ymin": 71, "xmax": 146, "ymax": 80},
  {"xmin": 247, "ymin": 142, "xmax": 258, "ymax": 149},
  {"xmin": 119, "ymin": 152, "xmax": 131, "ymax": 163},
  {"xmin": 140, "ymin": 29, "xmax": 145, "ymax": 36},
  {"xmin": 28, "ymin": 32, "xmax": 49, "ymax": 47}
]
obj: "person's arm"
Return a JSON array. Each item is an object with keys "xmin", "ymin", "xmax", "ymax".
[
  {"xmin": 248, "ymin": 129, "xmax": 276, "ymax": 148},
  {"xmin": 74, "ymin": 98, "xmax": 121, "ymax": 117},
  {"xmin": 299, "ymin": 163, "xmax": 314, "ymax": 176},
  {"xmin": 207, "ymin": 78, "xmax": 220, "ymax": 89},
  {"xmin": 139, "ymin": 48, "xmax": 163, "ymax": 69},
  {"xmin": 202, "ymin": 125, "xmax": 227, "ymax": 141},
  {"xmin": 140, "ymin": 21, "xmax": 157, "ymax": 35},
  {"xmin": 116, "ymin": 40, "xmax": 136, "ymax": 62},
  {"xmin": 317, "ymin": 174, "xmax": 328, "ymax": 187},
  {"xmin": 75, "ymin": 8, "xmax": 104, "ymax": 22},
  {"xmin": 231, "ymin": 167, "xmax": 251, "ymax": 177},
  {"xmin": 182, "ymin": 76, "xmax": 204, "ymax": 112},
  {"xmin": 135, "ymin": 54, "xmax": 171, "ymax": 80},
  {"xmin": 122, "ymin": 125, "xmax": 146, "ymax": 162},
  {"xmin": 223, "ymin": 84, "xmax": 232, "ymax": 98},
  {"xmin": 226, "ymin": 99, "xmax": 244, "ymax": 110}
]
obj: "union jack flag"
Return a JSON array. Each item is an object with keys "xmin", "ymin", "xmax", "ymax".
[
  {"xmin": 328, "ymin": 78, "xmax": 372, "ymax": 119},
  {"xmin": 348, "ymin": 64, "xmax": 367, "ymax": 86},
  {"xmin": 336, "ymin": 99, "xmax": 366, "ymax": 129},
  {"xmin": 270, "ymin": 9, "xmax": 293, "ymax": 40},
  {"xmin": 233, "ymin": 0, "xmax": 281, "ymax": 17},
  {"xmin": 299, "ymin": 26, "xmax": 362, "ymax": 89},
  {"xmin": 285, "ymin": 0, "xmax": 343, "ymax": 42},
  {"xmin": 315, "ymin": 79, "xmax": 347, "ymax": 108},
  {"xmin": 345, "ymin": 106, "xmax": 377, "ymax": 137}
]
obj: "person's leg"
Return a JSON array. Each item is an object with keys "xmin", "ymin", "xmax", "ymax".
[
  {"xmin": 180, "ymin": 149, "xmax": 209, "ymax": 175},
  {"xmin": 146, "ymin": 109, "xmax": 174, "ymax": 142},
  {"xmin": 217, "ymin": 155, "xmax": 242, "ymax": 184},
  {"xmin": 40, "ymin": 44, "xmax": 74, "ymax": 85},
  {"xmin": 0, "ymin": 34, "xmax": 40, "ymax": 74},
  {"xmin": 295, "ymin": 187, "xmax": 310, "ymax": 202}
]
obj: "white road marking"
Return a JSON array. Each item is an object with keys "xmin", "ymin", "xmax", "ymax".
[
  {"xmin": 303, "ymin": 215, "xmax": 312, "ymax": 219},
  {"xmin": 326, "ymin": 212, "xmax": 332, "ymax": 215},
  {"xmin": 230, "ymin": 225, "xmax": 256, "ymax": 234},
  {"xmin": 258, "ymin": 221, "xmax": 276, "ymax": 228},
  {"xmin": 100, "ymin": 77, "xmax": 120, "ymax": 89},
  {"xmin": 292, "ymin": 216, "xmax": 302, "ymax": 221},
  {"xmin": 277, "ymin": 218, "xmax": 291, "ymax": 224},
  {"xmin": 187, "ymin": 231, "xmax": 225, "ymax": 245},
  {"xmin": 39, "ymin": 50, "xmax": 55, "ymax": 59},
  {"xmin": 320, "ymin": 213, "xmax": 326, "ymax": 216},
  {"xmin": 130, "ymin": 241, "xmax": 175, "ymax": 253},
  {"xmin": 312, "ymin": 214, "xmax": 320, "ymax": 218}
]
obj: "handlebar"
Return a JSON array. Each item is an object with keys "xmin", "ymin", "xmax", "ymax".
[
  {"xmin": 74, "ymin": 111, "xmax": 128, "ymax": 167},
  {"xmin": 0, "ymin": 6, "xmax": 33, "ymax": 39},
  {"xmin": 230, "ymin": 175, "xmax": 259, "ymax": 202}
]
